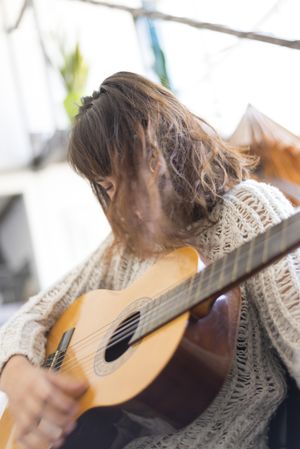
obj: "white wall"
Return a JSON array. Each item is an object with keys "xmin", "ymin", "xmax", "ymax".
[
  {"xmin": 22, "ymin": 163, "xmax": 111, "ymax": 289},
  {"xmin": 0, "ymin": 163, "xmax": 111, "ymax": 290},
  {"xmin": 0, "ymin": 3, "xmax": 32, "ymax": 169}
]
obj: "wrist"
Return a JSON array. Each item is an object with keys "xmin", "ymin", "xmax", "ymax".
[{"xmin": 0, "ymin": 355, "xmax": 30, "ymax": 392}]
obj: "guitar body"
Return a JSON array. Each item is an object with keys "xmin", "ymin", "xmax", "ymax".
[{"xmin": 0, "ymin": 247, "xmax": 241, "ymax": 449}]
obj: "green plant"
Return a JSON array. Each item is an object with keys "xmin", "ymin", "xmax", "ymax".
[{"xmin": 58, "ymin": 41, "xmax": 89, "ymax": 123}]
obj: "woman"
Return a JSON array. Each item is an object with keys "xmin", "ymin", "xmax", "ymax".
[{"xmin": 0, "ymin": 72, "xmax": 300, "ymax": 449}]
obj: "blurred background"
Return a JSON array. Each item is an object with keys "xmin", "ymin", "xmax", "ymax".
[{"xmin": 0, "ymin": 0, "xmax": 300, "ymax": 325}]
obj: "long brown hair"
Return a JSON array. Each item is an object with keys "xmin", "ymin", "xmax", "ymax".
[{"xmin": 68, "ymin": 71, "xmax": 257, "ymax": 258}]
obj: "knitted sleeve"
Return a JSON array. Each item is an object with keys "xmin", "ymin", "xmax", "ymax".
[
  {"xmin": 0, "ymin": 234, "xmax": 114, "ymax": 375},
  {"xmin": 222, "ymin": 180, "xmax": 300, "ymax": 386}
]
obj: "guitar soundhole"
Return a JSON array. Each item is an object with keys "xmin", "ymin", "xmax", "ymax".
[{"xmin": 105, "ymin": 312, "xmax": 140, "ymax": 362}]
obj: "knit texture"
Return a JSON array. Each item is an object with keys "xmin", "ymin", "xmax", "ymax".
[{"xmin": 1, "ymin": 179, "xmax": 300, "ymax": 448}]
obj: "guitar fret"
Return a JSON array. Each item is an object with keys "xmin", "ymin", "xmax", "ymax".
[
  {"xmin": 251, "ymin": 231, "xmax": 269, "ymax": 273},
  {"xmin": 138, "ymin": 295, "xmax": 163, "ymax": 339},
  {"xmin": 269, "ymin": 224, "xmax": 288, "ymax": 261},
  {"xmin": 188, "ymin": 265, "xmax": 209, "ymax": 307},
  {"xmin": 151, "ymin": 295, "xmax": 166, "ymax": 331},
  {"xmin": 187, "ymin": 276, "xmax": 196, "ymax": 307},
  {"xmin": 139, "ymin": 300, "xmax": 155, "ymax": 334},
  {"xmin": 190, "ymin": 256, "xmax": 220, "ymax": 302},
  {"xmin": 206, "ymin": 260, "xmax": 216, "ymax": 295},
  {"xmin": 231, "ymin": 245, "xmax": 240, "ymax": 282},
  {"xmin": 134, "ymin": 211, "xmax": 300, "ymax": 341},
  {"xmin": 234, "ymin": 241, "xmax": 249, "ymax": 282},
  {"xmin": 194, "ymin": 271, "xmax": 203, "ymax": 302},
  {"xmin": 246, "ymin": 238, "xmax": 255, "ymax": 274},
  {"xmin": 217, "ymin": 253, "xmax": 227, "ymax": 291},
  {"xmin": 280, "ymin": 219, "xmax": 288, "ymax": 253},
  {"xmin": 261, "ymin": 228, "xmax": 270, "ymax": 264}
]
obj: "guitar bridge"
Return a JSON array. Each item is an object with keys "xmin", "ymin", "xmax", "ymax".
[{"xmin": 43, "ymin": 328, "xmax": 75, "ymax": 371}]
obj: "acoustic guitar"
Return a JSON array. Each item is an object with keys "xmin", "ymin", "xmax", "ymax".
[{"xmin": 1, "ymin": 210, "xmax": 300, "ymax": 449}]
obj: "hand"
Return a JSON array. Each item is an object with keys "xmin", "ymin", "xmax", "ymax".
[{"xmin": 0, "ymin": 355, "xmax": 88, "ymax": 449}]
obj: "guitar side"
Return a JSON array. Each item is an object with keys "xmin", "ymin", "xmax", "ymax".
[{"xmin": 0, "ymin": 408, "xmax": 16, "ymax": 449}]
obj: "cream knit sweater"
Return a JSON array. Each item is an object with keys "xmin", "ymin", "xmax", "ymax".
[{"xmin": 1, "ymin": 179, "xmax": 300, "ymax": 449}]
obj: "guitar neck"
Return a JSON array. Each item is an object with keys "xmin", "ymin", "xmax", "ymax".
[{"xmin": 132, "ymin": 210, "xmax": 300, "ymax": 343}]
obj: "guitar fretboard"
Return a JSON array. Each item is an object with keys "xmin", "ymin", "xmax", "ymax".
[{"xmin": 133, "ymin": 210, "xmax": 300, "ymax": 342}]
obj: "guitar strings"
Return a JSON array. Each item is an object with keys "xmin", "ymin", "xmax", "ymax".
[
  {"xmin": 49, "ymin": 249, "xmax": 210, "ymax": 357},
  {"xmin": 57, "ymin": 218, "xmax": 299, "ymax": 375},
  {"xmin": 55, "ymin": 236, "xmax": 277, "ymax": 373},
  {"xmin": 48, "ymin": 272, "xmax": 193, "ymax": 360},
  {"xmin": 58, "ymin": 216, "xmax": 298, "ymax": 373},
  {"xmin": 51, "ymin": 208, "xmax": 298, "ymax": 366},
  {"xmin": 56, "ymin": 211, "xmax": 297, "ymax": 366},
  {"xmin": 55, "ymin": 235, "xmax": 236, "ymax": 373}
]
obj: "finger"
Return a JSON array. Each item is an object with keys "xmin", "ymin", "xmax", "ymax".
[
  {"xmin": 50, "ymin": 422, "xmax": 77, "ymax": 449},
  {"xmin": 46, "ymin": 389, "xmax": 78, "ymax": 414},
  {"xmin": 38, "ymin": 382, "xmax": 78, "ymax": 414},
  {"xmin": 17, "ymin": 429, "xmax": 51, "ymax": 449},
  {"xmin": 46, "ymin": 371, "xmax": 88, "ymax": 398},
  {"xmin": 16, "ymin": 415, "xmax": 66, "ymax": 449},
  {"xmin": 13, "ymin": 412, "xmax": 53, "ymax": 442},
  {"xmin": 42, "ymin": 401, "xmax": 77, "ymax": 429},
  {"xmin": 12, "ymin": 397, "xmax": 61, "ymax": 438},
  {"xmin": 16, "ymin": 389, "xmax": 77, "ymax": 437},
  {"xmin": 14, "ymin": 407, "xmax": 42, "ymax": 441},
  {"xmin": 29, "ymin": 390, "xmax": 77, "ymax": 425},
  {"xmin": 38, "ymin": 418, "xmax": 63, "ymax": 441},
  {"xmin": 14, "ymin": 418, "xmax": 34, "ymax": 441}
]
